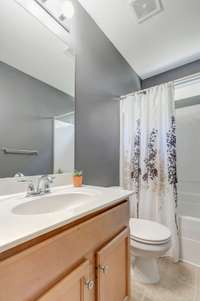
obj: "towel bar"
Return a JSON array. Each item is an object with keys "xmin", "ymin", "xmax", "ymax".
[{"xmin": 2, "ymin": 148, "xmax": 38, "ymax": 156}]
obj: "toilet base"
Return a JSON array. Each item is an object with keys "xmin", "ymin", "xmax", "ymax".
[{"xmin": 133, "ymin": 257, "xmax": 160, "ymax": 284}]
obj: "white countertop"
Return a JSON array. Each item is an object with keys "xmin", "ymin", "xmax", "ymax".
[{"xmin": 0, "ymin": 185, "xmax": 133, "ymax": 253}]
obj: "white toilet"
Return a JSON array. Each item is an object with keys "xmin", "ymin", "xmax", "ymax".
[{"xmin": 130, "ymin": 218, "xmax": 171, "ymax": 284}]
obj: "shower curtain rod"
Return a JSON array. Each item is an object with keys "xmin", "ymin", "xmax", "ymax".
[{"xmin": 119, "ymin": 71, "xmax": 200, "ymax": 100}]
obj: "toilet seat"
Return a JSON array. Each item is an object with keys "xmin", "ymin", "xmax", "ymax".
[{"xmin": 130, "ymin": 218, "xmax": 171, "ymax": 245}]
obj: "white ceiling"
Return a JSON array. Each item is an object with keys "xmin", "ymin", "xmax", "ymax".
[
  {"xmin": 0, "ymin": 0, "xmax": 75, "ymax": 96},
  {"xmin": 78, "ymin": 0, "xmax": 200, "ymax": 79}
]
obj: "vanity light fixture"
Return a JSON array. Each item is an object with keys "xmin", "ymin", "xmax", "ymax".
[
  {"xmin": 34, "ymin": 0, "xmax": 74, "ymax": 32},
  {"xmin": 60, "ymin": 1, "xmax": 75, "ymax": 20},
  {"xmin": 15, "ymin": 0, "xmax": 75, "ymax": 46}
]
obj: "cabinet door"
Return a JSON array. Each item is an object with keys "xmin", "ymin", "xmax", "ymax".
[
  {"xmin": 37, "ymin": 260, "xmax": 92, "ymax": 301},
  {"xmin": 97, "ymin": 228, "xmax": 130, "ymax": 301}
]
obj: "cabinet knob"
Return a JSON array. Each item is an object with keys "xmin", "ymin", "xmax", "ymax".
[
  {"xmin": 99, "ymin": 265, "xmax": 109, "ymax": 274},
  {"xmin": 85, "ymin": 280, "xmax": 95, "ymax": 290}
]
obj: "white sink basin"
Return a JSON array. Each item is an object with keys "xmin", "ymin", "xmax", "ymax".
[{"xmin": 12, "ymin": 192, "xmax": 94, "ymax": 215}]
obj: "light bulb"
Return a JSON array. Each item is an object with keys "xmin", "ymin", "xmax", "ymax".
[{"xmin": 62, "ymin": 1, "xmax": 74, "ymax": 19}]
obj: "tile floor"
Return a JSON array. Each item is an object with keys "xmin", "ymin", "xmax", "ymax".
[{"xmin": 130, "ymin": 257, "xmax": 200, "ymax": 301}]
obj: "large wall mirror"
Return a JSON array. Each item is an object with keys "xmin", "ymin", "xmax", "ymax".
[{"xmin": 0, "ymin": 0, "xmax": 75, "ymax": 178}]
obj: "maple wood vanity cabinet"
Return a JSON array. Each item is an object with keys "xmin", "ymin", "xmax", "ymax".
[{"xmin": 0, "ymin": 200, "xmax": 130, "ymax": 301}]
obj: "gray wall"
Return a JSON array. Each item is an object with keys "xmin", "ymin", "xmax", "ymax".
[
  {"xmin": 73, "ymin": 1, "xmax": 141, "ymax": 186},
  {"xmin": 142, "ymin": 59, "xmax": 200, "ymax": 89},
  {"xmin": 0, "ymin": 62, "xmax": 74, "ymax": 178}
]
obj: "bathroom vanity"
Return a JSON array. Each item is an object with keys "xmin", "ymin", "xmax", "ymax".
[{"xmin": 0, "ymin": 186, "xmax": 132, "ymax": 301}]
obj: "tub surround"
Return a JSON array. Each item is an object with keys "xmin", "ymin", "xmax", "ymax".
[
  {"xmin": 0, "ymin": 185, "xmax": 133, "ymax": 254},
  {"xmin": 179, "ymin": 192, "xmax": 200, "ymax": 267}
]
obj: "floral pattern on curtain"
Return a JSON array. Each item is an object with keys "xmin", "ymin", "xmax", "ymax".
[
  {"xmin": 167, "ymin": 116, "xmax": 178, "ymax": 207},
  {"xmin": 120, "ymin": 82, "xmax": 179, "ymax": 262},
  {"xmin": 142, "ymin": 128, "xmax": 158, "ymax": 183}
]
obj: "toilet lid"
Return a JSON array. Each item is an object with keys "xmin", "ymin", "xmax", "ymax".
[{"xmin": 130, "ymin": 218, "xmax": 171, "ymax": 245}]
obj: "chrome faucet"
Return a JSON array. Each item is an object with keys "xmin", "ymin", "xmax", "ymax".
[{"xmin": 26, "ymin": 175, "xmax": 54, "ymax": 197}]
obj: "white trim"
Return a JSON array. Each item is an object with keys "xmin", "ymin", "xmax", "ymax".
[{"xmin": 120, "ymin": 100, "xmax": 124, "ymax": 187}]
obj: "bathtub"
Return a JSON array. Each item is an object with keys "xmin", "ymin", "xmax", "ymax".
[{"xmin": 178, "ymin": 191, "xmax": 200, "ymax": 266}]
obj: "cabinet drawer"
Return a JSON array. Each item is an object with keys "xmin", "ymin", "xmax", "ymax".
[{"xmin": 0, "ymin": 201, "xmax": 129, "ymax": 301}]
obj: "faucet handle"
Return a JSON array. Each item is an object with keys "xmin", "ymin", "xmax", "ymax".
[
  {"xmin": 26, "ymin": 181, "xmax": 35, "ymax": 197},
  {"xmin": 47, "ymin": 175, "xmax": 55, "ymax": 183},
  {"xmin": 43, "ymin": 175, "xmax": 55, "ymax": 193},
  {"xmin": 44, "ymin": 182, "xmax": 50, "ymax": 193}
]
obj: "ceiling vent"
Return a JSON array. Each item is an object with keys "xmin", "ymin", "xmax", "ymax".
[{"xmin": 129, "ymin": 0, "xmax": 163, "ymax": 23}]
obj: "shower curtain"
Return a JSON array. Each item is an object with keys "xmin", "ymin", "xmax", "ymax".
[{"xmin": 120, "ymin": 83, "xmax": 179, "ymax": 262}]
